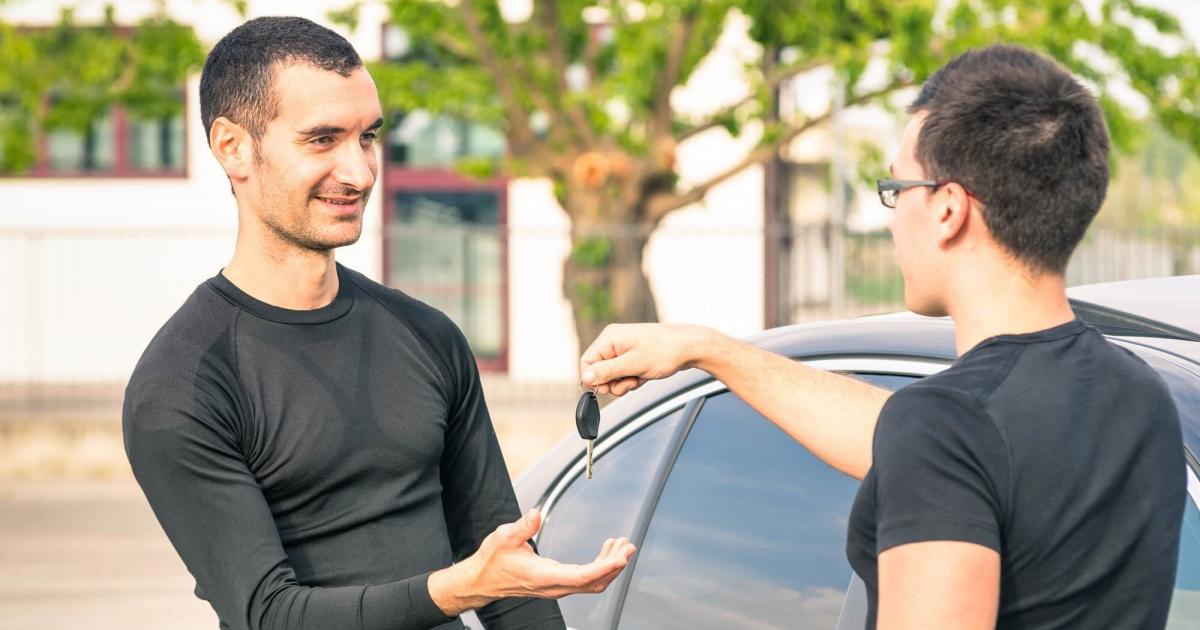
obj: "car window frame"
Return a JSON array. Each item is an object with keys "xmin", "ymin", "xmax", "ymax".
[{"xmin": 1125, "ymin": 341, "xmax": 1200, "ymax": 629}]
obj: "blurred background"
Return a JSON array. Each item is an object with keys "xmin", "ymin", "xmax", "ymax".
[{"xmin": 2, "ymin": 0, "xmax": 1200, "ymax": 626}]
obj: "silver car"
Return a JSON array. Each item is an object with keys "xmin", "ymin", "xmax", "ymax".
[{"xmin": 476, "ymin": 276, "xmax": 1200, "ymax": 630}]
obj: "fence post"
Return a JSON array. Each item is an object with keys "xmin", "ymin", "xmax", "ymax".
[{"xmin": 829, "ymin": 77, "xmax": 847, "ymax": 319}]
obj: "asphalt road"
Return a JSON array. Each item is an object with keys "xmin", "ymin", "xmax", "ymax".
[{"xmin": 0, "ymin": 480, "xmax": 220, "ymax": 629}]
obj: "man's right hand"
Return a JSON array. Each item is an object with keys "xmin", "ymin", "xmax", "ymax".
[
  {"xmin": 580, "ymin": 323, "xmax": 715, "ymax": 396},
  {"xmin": 428, "ymin": 508, "xmax": 637, "ymax": 616}
]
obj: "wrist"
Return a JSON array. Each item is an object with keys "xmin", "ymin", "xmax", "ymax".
[
  {"xmin": 428, "ymin": 555, "xmax": 491, "ymax": 616},
  {"xmin": 685, "ymin": 325, "xmax": 724, "ymax": 372}
]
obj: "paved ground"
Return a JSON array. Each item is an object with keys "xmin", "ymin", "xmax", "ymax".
[
  {"xmin": 0, "ymin": 481, "xmax": 218, "ymax": 629},
  {"xmin": 0, "ymin": 377, "xmax": 582, "ymax": 628}
]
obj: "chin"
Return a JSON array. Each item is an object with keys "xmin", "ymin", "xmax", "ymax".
[
  {"xmin": 321, "ymin": 217, "xmax": 365, "ymax": 248},
  {"xmin": 325, "ymin": 229, "xmax": 363, "ymax": 250},
  {"xmin": 294, "ymin": 226, "xmax": 363, "ymax": 252},
  {"xmin": 909, "ymin": 304, "xmax": 949, "ymax": 318},
  {"xmin": 903, "ymin": 288, "xmax": 948, "ymax": 318}
]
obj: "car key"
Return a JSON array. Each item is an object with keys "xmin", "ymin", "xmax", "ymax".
[{"xmin": 575, "ymin": 389, "xmax": 601, "ymax": 479}]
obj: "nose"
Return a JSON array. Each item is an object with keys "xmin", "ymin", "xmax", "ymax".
[{"xmin": 334, "ymin": 139, "xmax": 376, "ymax": 193}]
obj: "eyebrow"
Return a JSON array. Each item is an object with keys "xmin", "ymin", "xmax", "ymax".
[{"xmin": 298, "ymin": 117, "xmax": 384, "ymax": 137}]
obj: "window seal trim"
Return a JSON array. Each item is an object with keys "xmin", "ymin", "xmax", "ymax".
[
  {"xmin": 1188, "ymin": 463, "xmax": 1200, "ymax": 509},
  {"xmin": 606, "ymin": 394, "xmax": 706, "ymax": 627}
]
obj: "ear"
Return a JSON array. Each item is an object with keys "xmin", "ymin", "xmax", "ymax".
[
  {"xmin": 208, "ymin": 117, "xmax": 254, "ymax": 186},
  {"xmin": 934, "ymin": 182, "xmax": 972, "ymax": 248}
]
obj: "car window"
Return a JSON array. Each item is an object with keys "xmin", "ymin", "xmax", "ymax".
[
  {"xmin": 1168, "ymin": 490, "xmax": 1200, "ymax": 629},
  {"xmin": 1142, "ymin": 352, "xmax": 1200, "ymax": 465},
  {"xmin": 537, "ymin": 406, "xmax": 688, "ymax": 630},
  {"xmin": 1138, "ymin": 352, "xmax": 1200, "ymax": 627},
  {"xmin": 618, "ymin": 375, "xmax": 917, "ymax": 630}
]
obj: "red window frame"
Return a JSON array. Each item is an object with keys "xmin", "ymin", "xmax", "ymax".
[{"xmin": 382, "ymin": 166, "xmax": 511, "ymax": 373}]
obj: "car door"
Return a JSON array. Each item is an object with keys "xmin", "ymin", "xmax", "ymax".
[
  {"xmin": 611, "ymin": 360, "xmax": 933, "ymax": 630},
  {"xmin": 528, "ymin": 357, "xmax": 939, "ymax": 630}
]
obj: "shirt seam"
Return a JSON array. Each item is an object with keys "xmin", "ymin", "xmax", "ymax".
[
  {"xmin": 975, "ymin": 349, "xmax": 1022, "ymax": 539},
  {"xmin": 228, "ymin": 307, "xmax": 258, "ymax": 458},
  {"xmin": 347, "ymin": 272, "xmax": 457, "ymax": 401},
  {"xmin": 969, "ymin": 319, "xmax": 1087, "ymax": 351},
  {"xmin": 207, "ymin": 270, "xmax": 353, "ymax": 325},
  {"xmin": 893, "ymin": 382, "xmax": 1015, "ymax": 537}
]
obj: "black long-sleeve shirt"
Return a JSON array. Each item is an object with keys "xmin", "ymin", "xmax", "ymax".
[{"xmin": 123, "ymin": 263, "xmax": 565, "ymax": 630}]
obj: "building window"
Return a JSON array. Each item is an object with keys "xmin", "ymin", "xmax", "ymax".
[
  {"xmin": 384, "ymin": 180, "xmax": 507, "ymax": 369},
  {"xmin": 387, "ymin": 110, "xmax": 506, "ymax": 168},
  {"xmin": 46, "ymin": 110, "xmax": 115, "ymax": 171},
  {"xmin": 390, "ymin": 189, "xmax": 503, "ymax": 359},
  {"xmin": 25, "ymin": 99, "xmax": 186, "ymax": 178},
  {"xmin": 128, "ymin": 113, "xmax": 186, "ymax": 171}
]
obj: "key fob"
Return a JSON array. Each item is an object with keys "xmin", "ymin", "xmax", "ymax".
[{"xmin": 575, "ymin": 391, "xmax": 600, "ymax": 440}]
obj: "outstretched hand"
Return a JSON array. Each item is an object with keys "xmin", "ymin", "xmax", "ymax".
[
  {"xmin": 429, "ymin": 508, "xmax": 636, "ymax": 616},
  {"xmin": 580, "ymin": 323, "xmax": 712, "ymax": 396},
  {"xmin": 478, "ymin": 508, "xmax": 634, "ymax": 599}
]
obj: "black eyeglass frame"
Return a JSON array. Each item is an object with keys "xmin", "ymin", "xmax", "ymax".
[{"xmin": 876, "ymin": 178, "xmax": 958, "ymax": 209}]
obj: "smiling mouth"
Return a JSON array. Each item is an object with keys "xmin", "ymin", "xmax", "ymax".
[{"xmin": 314, "ymin": 196, "xmax": 360, "ymax": 206}]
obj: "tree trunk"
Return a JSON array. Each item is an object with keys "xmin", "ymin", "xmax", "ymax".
[{"xmin": 562, "ymin": 205, "xmax": 660, "ymax": 372}]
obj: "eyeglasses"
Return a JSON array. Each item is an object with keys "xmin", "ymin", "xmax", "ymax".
[{"xmin": 876, "ymin": 178, "xmax": 948, "ymax": 209}]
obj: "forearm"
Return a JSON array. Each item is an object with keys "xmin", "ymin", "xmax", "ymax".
[
  {"xmin": 691, "ymin": 327, "xmax": 889, "ymax": 479},
  {"xmin": 254, "ymin": 577, "xmax": 455, "ymax": 630},
  {"xmin": 428, "ymin": 562, "xmax": 565, "ymax": 628}
]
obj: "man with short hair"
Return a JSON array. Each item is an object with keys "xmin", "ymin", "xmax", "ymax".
[
  {"xmin": 124, "ymin": 16, "xmax": 633, "ymax": 630},
  {"xmin": 580, "ymin": 44, "xmax": 1184, "ymax": 629}
]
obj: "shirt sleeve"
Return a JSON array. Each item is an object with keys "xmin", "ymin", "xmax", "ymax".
[
  {"xmin": 437, "ymin": 324, "xmax": 567, "ymax": 630},
  {"xmin": 124, "ymin": 365, "xmax": 456, "ymax": 630},
  {"xmin": 871, "ymin": 384, "xmax": 1010, "ymax": 554}
]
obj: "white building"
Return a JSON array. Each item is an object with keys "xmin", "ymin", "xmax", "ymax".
[{"xmin": 0, "ymin": 0, "xmax": 902, "ymax": 388}]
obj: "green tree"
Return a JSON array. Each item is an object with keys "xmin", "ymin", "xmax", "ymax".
[
  {"xmin": 0, "ymin": 5, "xmax": 204, "ymax": 172},
  {"xmin": 353, "ymin": 0, "xmax": 1200, "ymax": 353}
]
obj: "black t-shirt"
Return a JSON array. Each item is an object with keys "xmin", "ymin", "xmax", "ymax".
[
  {"xmin": 123, "ymin": 264, "xmax": 565, "ymax": 630},
  {"xmin": 847, "ymin": 319, "xmax": 1185, "ymax": 629}
]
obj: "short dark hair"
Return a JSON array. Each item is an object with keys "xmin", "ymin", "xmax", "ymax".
[
  {"xmin": 909, "ymin": 44, "xmax": 1110, "ymax": 274},
  {"xmin": 200, "ymin": 16, "xmax": 362, "ymax": 146}
]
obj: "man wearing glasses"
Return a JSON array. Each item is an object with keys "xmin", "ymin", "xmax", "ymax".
[{"xmin": 579, "ymin": 44, "xmax": 1184, "ymax": 629}]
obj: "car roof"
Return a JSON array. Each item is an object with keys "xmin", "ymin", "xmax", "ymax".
[{"xmin": 1067, "ymin": 275, "xmax": 1200, "ymax": 338}]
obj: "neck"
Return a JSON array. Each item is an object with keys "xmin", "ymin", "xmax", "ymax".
[
  {"xmin": 944, "ymin": 260, "xmax": 1076, "ymax": 356},
  {"xmin": 223, "ymin": 220, "xmax": 340, "ymax": 311}
]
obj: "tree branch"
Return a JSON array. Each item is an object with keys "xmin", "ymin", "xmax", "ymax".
[
  {"xmin": 535, "ymin": 0, "xmax": 595, "ymax": 148},
  {"xmin": 457, "ymin": 1, "xmax": 537, "ymax": 153},
  {"xmin": 433, "ymin": 32, "xmax": 476, "ymax": 61},
  {"xmin": 647, "ymin": 6, "xmax": 699, "ymax": 143},
  {"xmin": 646, "ymin": 77, "xmax": 914, "ymax": 223},
  {"xmin": 677, "ymin": 56, "xmax": 831, "ymax": 143},
  {"xmin": 582, "ymin": 21, "xmax": 604, "ymax": 90}
]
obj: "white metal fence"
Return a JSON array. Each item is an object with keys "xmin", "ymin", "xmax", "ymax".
[{"xmin": 2, "ymin": 222, "xmax": 1198, "ymax": 419}]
